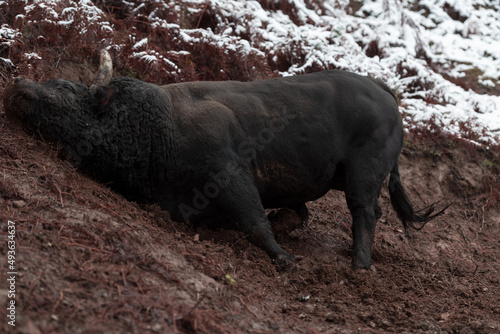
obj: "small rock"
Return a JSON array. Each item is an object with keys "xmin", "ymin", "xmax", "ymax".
[
  {"xmin": 296, "ymin": 295, "xmax": 310, "ymax": 302},
  {"xmin": 439, "ymin": 312, "xmax": 452, "ymax": 322},
  {"xmin": 269, "ymin": 322, "xmax": 279, "ymax": 330},
  {"xmin": 12, "ymin": 200, "xmax": 27, "ymax": 208}
]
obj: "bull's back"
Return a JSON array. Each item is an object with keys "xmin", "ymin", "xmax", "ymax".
[{"xmin": 166, "ymin": 70, "xmax": 397, "ymax": 134}]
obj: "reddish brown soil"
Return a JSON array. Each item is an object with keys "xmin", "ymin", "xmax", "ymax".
[{"xmin": 0, "ymin": 76, "xmax": 499, "ymax": 333}]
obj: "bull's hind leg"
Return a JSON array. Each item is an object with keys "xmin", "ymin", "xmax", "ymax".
[
  {"xmin": 215, "ymin": 171, "xmax": 293, "ymax": 264},
  {"xmin": 344, "ymin": 165, "xmax": 388, "ymax": 269},
  {"xmin": 346, "ymin": 193, "xmax": 378, "ymax": 269}
]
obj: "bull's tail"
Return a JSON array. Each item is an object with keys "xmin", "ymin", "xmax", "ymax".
[{"xmin": 388, "ymin": 162, "xmax": 449, "ymax": 231}]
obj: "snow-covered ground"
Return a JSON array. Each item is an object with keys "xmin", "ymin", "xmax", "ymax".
[{"xmin": 1, "ymin": 0, "xmax": 499, "ymax": 144}]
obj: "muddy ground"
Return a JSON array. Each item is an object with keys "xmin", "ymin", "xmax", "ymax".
[{"xmin": 0, "ymin": 77, "xmax": 499, "ymax": 333}]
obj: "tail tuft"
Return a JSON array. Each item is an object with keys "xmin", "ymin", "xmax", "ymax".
[{"xmin": 388, "ymin": 163, "xmax": 450, "ymax": 232}]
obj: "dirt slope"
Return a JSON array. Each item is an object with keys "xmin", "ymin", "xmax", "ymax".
[{"xmin": 0, "ymin": 85, "xmax": 499, "ymax": 333}]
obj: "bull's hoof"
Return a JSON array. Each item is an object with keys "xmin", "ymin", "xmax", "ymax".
[
  {"xmin": 352, "ymin": 254, "xmax": 373, "ymax": 270},
  {"xmin": 272, "ymin": 253, "xmax": 296, "ymax": 271},
  {"xmin": 352, "ymin": 261, "xmax": 376, "ymax": 272}
]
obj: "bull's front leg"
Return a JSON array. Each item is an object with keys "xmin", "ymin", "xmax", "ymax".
[
  {"xmin": 222, "ymin": 175, "xmax": 294, "ymax": 266},
  {"xmin": 193, "ymin": 164, "xmax": 294, "ymax": 267},
  {"xmin": 246, "ymin": 215, "xmax": 295, "ymax": 266}
]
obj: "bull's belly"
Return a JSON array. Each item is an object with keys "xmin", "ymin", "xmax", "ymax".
[{"xmin": 253, "ymin": 161, "xmax": 342, "ymax": 207}]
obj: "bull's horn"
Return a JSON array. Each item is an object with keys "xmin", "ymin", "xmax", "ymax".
[{"xmin": 90, "ymin": 49, "xmax": 112, "ymax": 91}]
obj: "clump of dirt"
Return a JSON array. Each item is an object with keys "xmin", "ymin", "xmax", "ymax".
[{"xmin": 0, "ymin": 91, "xmax": 499, "ymax": 333}]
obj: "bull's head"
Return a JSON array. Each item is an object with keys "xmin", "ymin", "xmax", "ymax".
[{"xmin": 2, "ymin": 50, "xmax": 113, "ymax": 161}]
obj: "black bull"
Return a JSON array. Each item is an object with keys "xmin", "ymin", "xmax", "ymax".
[{"xmin": 3, "ymin": 69, "xmax": 446, "ymax": 269}]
